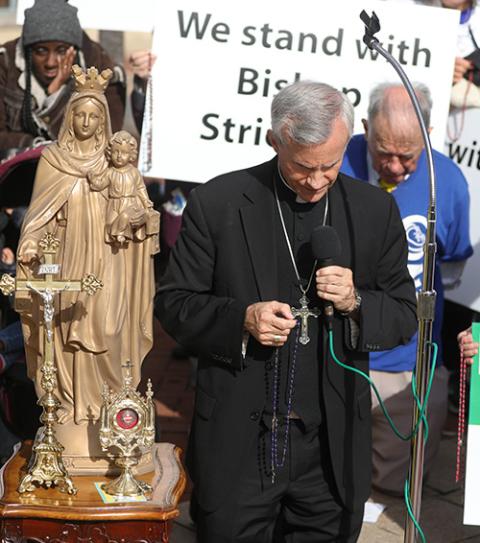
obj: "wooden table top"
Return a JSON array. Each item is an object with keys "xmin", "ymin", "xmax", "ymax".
[{"xmin": 0, "ymin": 442, "xmax": 186, "ymax": 522}]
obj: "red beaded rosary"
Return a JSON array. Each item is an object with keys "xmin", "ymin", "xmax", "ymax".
[{"xmin": 456, "ymin": 339, "xmax": 468, "ymax": 483}]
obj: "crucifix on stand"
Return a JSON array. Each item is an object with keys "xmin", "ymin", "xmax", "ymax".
[{"xmin": 0, "ymin": 232, "xmax": 103, "ymax": 495}]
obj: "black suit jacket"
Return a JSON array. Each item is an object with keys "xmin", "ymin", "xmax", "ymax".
[{"xmin": 155, "ymin": 158, "xmax": 417, "ymax": 513}]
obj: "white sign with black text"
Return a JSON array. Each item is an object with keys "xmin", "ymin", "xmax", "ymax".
[
  {"xmin": 140, "ymin": 0, "xmax": 458, "ymax": 182},
  {"xmin": 445, "ymin": 109, "xmax": 480, "ymax": 313}
]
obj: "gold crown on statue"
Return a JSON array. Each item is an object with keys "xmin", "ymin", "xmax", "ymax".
[{"xmin": 72, "ymin": 65, "xmax": 112, "ymax": 93}]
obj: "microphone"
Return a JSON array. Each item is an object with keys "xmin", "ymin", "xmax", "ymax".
[
  {"xmin": 311, "ymin": 225, "xmax": 342, "ymax": 331},
  {"xmin": 360, "ymin": 10, "xmax": 381, "ymax": 49}
]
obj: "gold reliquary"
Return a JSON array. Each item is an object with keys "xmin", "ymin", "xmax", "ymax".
[{"xmin": 99, "ymin": 361, "xmax": 155, "ymax": 497}]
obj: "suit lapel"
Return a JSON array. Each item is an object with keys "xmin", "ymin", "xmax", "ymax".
[
  {"xmin": 238, "ymin": 170, "xmax": 362, "ymax": 302},
  {"xmin": 239, "ymin": 164, "xmax": 278, "ymax": 302}
]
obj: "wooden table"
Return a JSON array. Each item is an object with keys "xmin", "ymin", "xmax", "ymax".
[{"xmin": 0, "ymin": 441, "xmax": 186, "ymax": 543}]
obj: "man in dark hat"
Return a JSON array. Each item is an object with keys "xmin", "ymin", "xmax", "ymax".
[{"xmin": 0, "ymin": 0, "xmax": 125, "ymax": 156}]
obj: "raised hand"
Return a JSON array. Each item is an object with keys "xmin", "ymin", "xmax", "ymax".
[
  {"xmin": 128, "ymin": 50, "xmax": 157, "ymax": 80},
  {"xmin": 47, "ymin": 46, "xmax": 76, "ymax": 95}
]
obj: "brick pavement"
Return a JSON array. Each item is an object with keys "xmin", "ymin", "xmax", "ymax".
[{"xmin": 139, "ymin": 318, "xmax": 195, "ymax": 501}]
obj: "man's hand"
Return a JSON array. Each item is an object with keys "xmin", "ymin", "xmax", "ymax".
[
  {"xmin": 128, "ymin": 50, "xmax": 157, "ymax": 80},
  {"xmin": 47, "ymin": 46, "xmax": 76, "ymax": 96},
  {"xmin": 453, "ymin": 57, "xmax": 473, "ymax": 84},
  {"xmin": 1, "ymin": 247, "xmax": 15, "ymax": 266},
  {"xmin": 458, "ymin": 327, "xmax": 479, "ymax": 365},
  {"xmin": 244, "ymin": 301, "xmax": 296, "ymax": 347},
  {"xmin": 316, "ymin": 265, "xmax": 356, "ymax": 314}
]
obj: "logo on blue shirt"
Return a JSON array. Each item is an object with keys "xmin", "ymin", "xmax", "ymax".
[{"xmin": 403, "ymin": 214, "xmax": 427, "ymax": 291}]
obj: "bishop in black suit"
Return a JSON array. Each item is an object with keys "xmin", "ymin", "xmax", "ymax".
[{"xmin": 155, "ymin": 81, "xmax": 417, "ymax": 542}]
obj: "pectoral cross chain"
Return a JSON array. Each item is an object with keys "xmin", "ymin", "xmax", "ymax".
[{"xmin": 291, "ymin": 294, "xmax": 320, "ymax": 345}]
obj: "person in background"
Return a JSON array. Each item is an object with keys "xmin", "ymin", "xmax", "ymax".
[
  {"xmin": 388, "ymin": 0, "xmax": 480, "ymax": 416},
  {"xmin": 435, "ymin": 0, "xmax": 480, "ymax": 415},
  {"xmin": 0, "ymin": 207, "xmax": 26, "ymax": 327},
  {"xmin": 0, "ymin": 207, "xmax": 36, "ymax": 463},
  {"xmin": 341, "ymin": 81, "xmax": 473, "ymax": 495},
  {"xmin": 0, "ymin": 320, "xmax": 25, "ymax": 464},
  {"xmin": 0, "ymin": 319, "xmax": 43, "ymax": 465},
  {"xmin": 0, "ymin": 0, "xmax": 126, "ymax": 157},
  {"xmin": 384, "ymin": 1, "xmax": 479, "ymax": 90},
  {"xmin": 437, "ymin": 1, "xmax": 480, "ymax": 88},
  {"xmin": 0, "ymin": 207, "xmax": 25, "ymax": 274}
]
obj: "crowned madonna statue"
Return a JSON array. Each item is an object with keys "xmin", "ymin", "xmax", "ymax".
[{"xmin": 16, "ymin": 65, "xmax": 159, "ymax": 475}]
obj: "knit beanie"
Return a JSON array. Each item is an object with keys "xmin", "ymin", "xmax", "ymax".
[{"xmin": 22, "ymin": 0, "xmax": 83, "ymax": 49}]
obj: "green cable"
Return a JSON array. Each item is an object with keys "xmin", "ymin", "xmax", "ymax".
[
  {"xmin": 327, "ymin": 331, "xmax": 438, "ymax": 442},
  {"xmin": 404, "ymin": 479, "xmax": 426, "ymax": 543},
  {"xmin": 327, "ymin": 331, "xmax": 439, "ymax": 543}
]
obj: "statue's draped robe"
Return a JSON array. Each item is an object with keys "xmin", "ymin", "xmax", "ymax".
[{"xmin": 17, "ymin": 144, "xmax": 155, "ymax": 424}]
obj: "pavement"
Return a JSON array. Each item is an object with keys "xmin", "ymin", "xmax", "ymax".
[{"xmin": 143, "ymin": 320, "xmax": 480, "ymax": 542}]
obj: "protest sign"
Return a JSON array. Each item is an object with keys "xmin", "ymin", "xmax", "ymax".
[
  {"xmin": 140, "ymin": 0, "xmax": 457, "ymax": 182},
  {"xmin": 445, "ymin": 109, "xmax": 480, "ymax": 312}
]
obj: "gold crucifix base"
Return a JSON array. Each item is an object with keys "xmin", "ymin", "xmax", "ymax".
[{"xmin": 18, "ymin": 428, "xmax": 77, "ymax": 495}]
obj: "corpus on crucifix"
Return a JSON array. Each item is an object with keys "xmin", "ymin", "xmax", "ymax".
[{"xmin": 290, "ymin": 294, "xmax": 321, "ymax": 346}]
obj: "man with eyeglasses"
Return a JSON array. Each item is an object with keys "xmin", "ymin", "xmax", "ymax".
[{"xmin": 341, "ymin": 81, "xmax": 473, "ymax": 495}]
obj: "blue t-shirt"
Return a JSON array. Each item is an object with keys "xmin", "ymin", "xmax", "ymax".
[{"xmin": 341, "ymin": 135, "xmax": 473, "ymax": 372}]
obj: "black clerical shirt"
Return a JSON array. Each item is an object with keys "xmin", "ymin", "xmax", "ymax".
[{"xmin": 264, "ymin": 170, "xmax": 329, "ymax": 432}]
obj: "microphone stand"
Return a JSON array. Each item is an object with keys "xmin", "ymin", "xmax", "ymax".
[{"xmin": 360, "ymin": 11, "xmax": 437, "ymax": 543}]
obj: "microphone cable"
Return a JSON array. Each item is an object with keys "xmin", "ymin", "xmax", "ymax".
[{"xmin": 327, "ymin": 329, "xmax": 438, "ymax": 543}]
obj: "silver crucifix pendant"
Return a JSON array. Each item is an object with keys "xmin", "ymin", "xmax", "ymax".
[{"xmin": 291, "ymin": 294, "xmax": 320, "ymax": 345}]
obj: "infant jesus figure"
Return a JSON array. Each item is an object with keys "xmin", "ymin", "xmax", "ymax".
[{"xmin": 88, "ymin": 130, "xmax": 159, "ymax": 245}]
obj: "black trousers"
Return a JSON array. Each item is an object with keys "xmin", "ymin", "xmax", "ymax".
[{"xmin": 195, "ymin": 421, "xmax": 364, "ymax": 542}]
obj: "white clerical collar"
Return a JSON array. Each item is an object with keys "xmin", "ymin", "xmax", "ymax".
[{"xmin": 277, "ymin": 164, "xmax": 311, "ymax": 204}]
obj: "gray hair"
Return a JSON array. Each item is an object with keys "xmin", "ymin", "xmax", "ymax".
[
  {"xmin": 367, "ymin": 82, "xmax": 433, "ymax": 128},
  {"xmin": 271, "ymin": 81, "xmax": 354, "ymax": 145}
]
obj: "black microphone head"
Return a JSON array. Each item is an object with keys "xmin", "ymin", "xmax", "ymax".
[{"xmin": 311, "ymin": 225, "xmax": 342, "ymax": 263}]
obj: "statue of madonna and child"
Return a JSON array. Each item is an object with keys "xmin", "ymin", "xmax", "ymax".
[{"xmin": 15, "ymin": 65, "xmax": 160, "ymax": 474}]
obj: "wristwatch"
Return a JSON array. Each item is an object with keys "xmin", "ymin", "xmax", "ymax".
[{"xmin": 339, "ymin": 289, "xmax": 362, "ymax": 317}]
